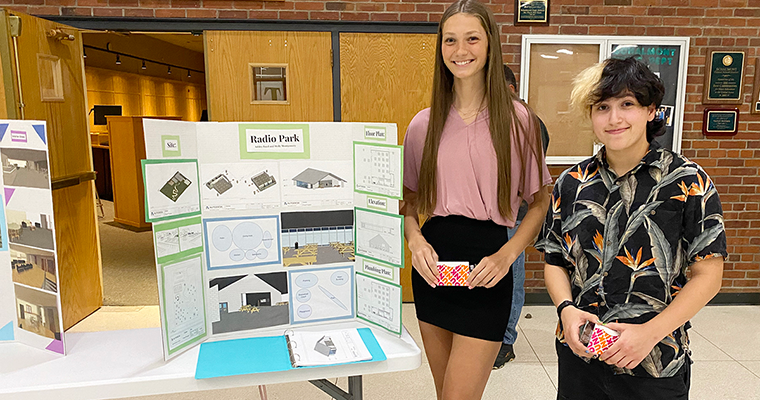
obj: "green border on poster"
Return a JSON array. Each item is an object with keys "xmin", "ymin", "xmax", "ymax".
[
  {"xmin": 361, "ymin": 258, "xmax": 397, "ymax": 281},
  {"xmin": 355, "ymin": 271, "xmax": 403, "ymax": 336},
  {"xmin": 363, "ymin": 125, "xmax": 387, "ymax": 141},
  {"xmin": 354, "ymin": 207, "xmax": 404, "ymax": 268},
  {"xmin": 141, "ymin": 158, "xmax": 202, "ymax": 223},
  {"xmin": 160, "ymin": 253, "xmax": 208, "ymax": 356},
  {"xmin": 161, "ymin": 135, "xmax": 181, "ymax": 157},
  {"xmin": 154, "ymin": 216, "xmax": 203, "ymax": 265},
  {"xmin": 352, "ymin": 141, "xmax": 404, "ymax": 200},
  {"xmin": 238, "ymin": 123, "xmax": 310, "ymax": 160}
]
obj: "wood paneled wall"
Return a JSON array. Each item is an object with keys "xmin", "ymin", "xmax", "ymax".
[
  {"xmin": 205, "ymin": 31, "xmax": 332, "ymax": 122},
  {"xmin": 340, "ymin": 33, "xmax": 436, "ymax": 301},
  {"xmin": 85, "ymin": 67, "xmax": 206, "ymax": 133}
]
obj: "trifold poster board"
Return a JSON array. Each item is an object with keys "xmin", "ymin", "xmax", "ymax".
[
  {"xmin": 0, "ymin": 120, "xmax": 65, "ymax": 355},
  {"xmin": 142, "ymin": 119, "xmax": 405, "ymax": 363}
]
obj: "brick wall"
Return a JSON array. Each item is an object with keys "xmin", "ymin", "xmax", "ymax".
[{"xmin": 4, "ymin": 0, "xmax": 759, "ymax": 294}]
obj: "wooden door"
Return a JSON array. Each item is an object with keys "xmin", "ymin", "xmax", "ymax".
[
  {"xmin": 0, "ymin": 9, "xmax": 102, "ymax": 329},
  {"xmin": 340, "ymin": 33, "xmax": 436, "ymax": 302},
  {"xmin": 205, "ymin": 31, "xmax": 333, "ymax": 122}
]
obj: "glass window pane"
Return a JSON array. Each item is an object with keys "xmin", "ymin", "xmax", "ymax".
[{"xmin": 528, "ymin": 44, "xmax": 600, "ymax": 157}]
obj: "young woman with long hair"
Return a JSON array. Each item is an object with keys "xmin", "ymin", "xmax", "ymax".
[{"xmin": 401, "ymin": 1, "xmax": 552, "ymax": 398}]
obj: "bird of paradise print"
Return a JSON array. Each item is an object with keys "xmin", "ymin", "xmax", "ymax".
[{"xmin": 616, "ymin": 247, "xmax": 656, "ymax": 271}]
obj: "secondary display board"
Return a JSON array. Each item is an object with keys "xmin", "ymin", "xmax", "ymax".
[
  {"xmin": 0, "ymin": 120, "xmax": 65, "ymax": 355},
  {"xmin": 143, "ymin": 120, "xmax": 404, "ymax": 360}
]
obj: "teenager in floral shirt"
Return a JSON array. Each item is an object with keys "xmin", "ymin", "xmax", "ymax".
[{"xmin": 537, "ymin": 57, "xmax": 727, "ymax": 399}]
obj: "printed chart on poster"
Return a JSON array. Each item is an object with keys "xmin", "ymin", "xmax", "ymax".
[
  {"xmin": 288, "ymin": 265, "xmax": 353, "ymax": 324},
  {"xmin": 354, "ymin": 207, "xmax": 403, "ymax": 267},
  {"xmin": 159, "ymin": 254, "xmax": 207, "ymax": 357},
  {"xmin": 200, "ymin": 162, "xmax": 281, "ymax": 212},
  {"xmin": 142, "ymin": 159, "xmax": 201, "ymax": 222},
  {"xmin": 141, "ymin": 120, "xmax": 402, "ymax": 362},
  {"xmin": 353, "ymin": 142, "xmax": 403, "ymax": 200},
  {"xmin": 356, "ymin": 272, "xmax": 402, "ymax": 335},
  {"xmin": 0, "ymin": 120, "xmax": 65, "ymax": 355},
  {"xmin": 204, "ymin": 216, "xmax": 280, "ymax": 270}
]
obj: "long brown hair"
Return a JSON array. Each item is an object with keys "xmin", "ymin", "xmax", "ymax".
[{"xmin": 417, "ymin": 0, "xmax": 545, "ymax": 219}]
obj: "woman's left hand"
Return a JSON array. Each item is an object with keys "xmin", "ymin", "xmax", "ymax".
[
  {"xmin": 598, "ymin": 322, "xmax": 661, "ymax": 370},
  {"xmin": 467, "ymin": 247, "xmax": 518, "ymax": 289}
]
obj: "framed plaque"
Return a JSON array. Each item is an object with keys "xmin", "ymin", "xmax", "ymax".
[
  {"xmin": 514, "ymin": 0, "xmax": 550, "ymax": 26},
  {"xmin": 703, "ymin": 49, "xmax": 746, "ymax": 104},
  {"xmin": 702, "ymin": 108, "xmax": 739, "ymax": 136},
  {"xmin": 752, "ymin": 58, "xmax": 760, "ymax": 115}
]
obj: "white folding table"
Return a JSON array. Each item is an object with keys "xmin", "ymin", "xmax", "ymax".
[{"xmin": 0, "ymin": 320, "xmax": 421, "ymax": 400}]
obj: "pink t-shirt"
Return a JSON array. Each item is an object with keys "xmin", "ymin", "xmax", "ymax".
[{"xmin": 403, "ymin": 101, "xmax": 553, "ymax": 228}]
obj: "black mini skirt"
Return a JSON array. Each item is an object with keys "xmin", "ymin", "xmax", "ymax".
[{"xmin": 412, "ymin": 214, "xmax": 513, "ymax": 342}]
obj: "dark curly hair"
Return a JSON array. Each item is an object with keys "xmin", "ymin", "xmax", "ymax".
[{"xmin": 594, "ymin": 57, "xmax": 666, "ymax": 143}]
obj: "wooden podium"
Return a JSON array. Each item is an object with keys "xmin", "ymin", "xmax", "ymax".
[{"xmin": 106, "ymin": 116, "xmax": 181, "ymax": 230}]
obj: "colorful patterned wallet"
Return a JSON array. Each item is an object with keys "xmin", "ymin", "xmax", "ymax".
[
  {"xmin": 586, "ymin": 324, "xmax": 620, "ymax": 355},
  {"xmin": 436, "ymin": 262, "xmax": 472, "ymax": 286}
]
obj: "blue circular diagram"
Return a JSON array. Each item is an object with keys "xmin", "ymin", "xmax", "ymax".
[
  {"xmin": 257, "ymin": 248, "xmax": 269, "ymax": 259},
  {"xmin": 212, "ymin": 225, "xmax": 233, "ymax": 251},
  {"xmin": 331, "ymin": 271, "xmax": 349, "ymax": 286},
  {"xmin": 245, "ymin": 250, "xmax": 258, "ymax": 260},
  {"xmin": 263, "ymin": 231, "xmax": 273, "ymax": 249},
  {"xmin": 296, "ymin": 289, "xmax": 311, "ymax": 303},
  {"xmin": 229, "ymin": 249, "xmax": 245, "ymax": 261},
  {"xmin": 297, "ymin": 304, "xmax": 312, "ymax": 318},
  {"xmin": 295, "ymin": 273, "xmax": 318, "ymax": 288},
  {"xmin": 233, "ymin": 222, "xmax": 263, "ymax": 250}
]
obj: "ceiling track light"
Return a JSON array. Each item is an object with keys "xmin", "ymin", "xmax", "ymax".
[
  {"xmin": 167, "ymin": 66, "xmax": 172, "ymax": 75},
  {"xmin": 83, "ymin": 49, "xmax": 87, "ymax": 59},
  {"xmin": 141, "ymin": 60, "xmax": 146, "ymax": 70},
  {"xmin": 187, "ymin": 70, "xmax": 191, "ymax": 78},
  {"xmin": 115, "ymin": 54, "xmax": 121, "ymax": 65}
]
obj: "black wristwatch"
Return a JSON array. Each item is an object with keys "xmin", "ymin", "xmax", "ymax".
[{"xmin": 556, "ymin": 300, "xmax": 576, "ymax": 318}]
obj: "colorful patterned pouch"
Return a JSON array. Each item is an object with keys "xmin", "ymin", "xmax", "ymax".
[{"xmin": 436, "ymin": 262, "xmax": 472, "ymax": 286}]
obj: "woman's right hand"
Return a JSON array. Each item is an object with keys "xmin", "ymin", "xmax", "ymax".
[
  {"xmin": 408, "ymin": 236, "xmax": 439, "ymax": 287},
  {"xmin": 561, "ymin": 305, "xmax": 599, "ymax": 358}
]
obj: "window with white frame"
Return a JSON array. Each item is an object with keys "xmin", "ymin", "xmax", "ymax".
[{"xmin": 520, "ymin": 35, "xmax": 689, "ymax": 165}]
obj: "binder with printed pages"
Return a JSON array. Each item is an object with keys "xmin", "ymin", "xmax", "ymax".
[{"xmin": 195, "ymin": 327, "xmax": 385, "ymax": 379}]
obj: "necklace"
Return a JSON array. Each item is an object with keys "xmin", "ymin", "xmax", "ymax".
[{"xmin": 454, "ymin": 100, "xmax": 487, "ymax": 121}]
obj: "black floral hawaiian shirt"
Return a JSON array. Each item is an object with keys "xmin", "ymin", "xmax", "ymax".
[{"xmin": 536, "ymin": 141, "xmax": 728, "ymax": 378}]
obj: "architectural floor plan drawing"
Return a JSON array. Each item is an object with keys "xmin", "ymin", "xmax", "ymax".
[
  {"xmin": 355, "ymin": 208, "xmax": 403, "ymax": 267},
  {"xmin": 356, "ymin": 272, "xmax": 401, "ymax": 334},
  {"xmin": 204, "ymin": 216, "xmax": 280, "ymax": 270},
  {"xmin": 353, "ymin": 142, "xmax": 403, "ymax": 199},
  {"xmin": 160, "ymin": 255, "xmax": 206, "ymax": 354}
]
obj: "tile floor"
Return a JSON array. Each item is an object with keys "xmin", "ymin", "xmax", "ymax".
[{"xmin": 67, "ymin": 304, "xmax": 760, "ymax": 400}]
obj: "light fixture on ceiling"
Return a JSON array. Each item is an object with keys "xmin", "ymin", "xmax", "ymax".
[
  {"xmin": 187, "ymin": 70, "xmax": 191, "ymax": 78},
  {"xmin": 115, "ymin": 54, "xmax": 121, "ymax": 65},
  {"xmin": 141, "ymin": 60, "xmax": 147, "ymax": 70},
  {"xmin": 167, "ymin": 66, "xmax": 172, "ymax": 75},
  {"xmin": 83, "ymin": 48, "xmax": 87, "ymax": 59},
  {"xmin": 540, "ymin": 54, "xmax": 559, "ymax": 60}
]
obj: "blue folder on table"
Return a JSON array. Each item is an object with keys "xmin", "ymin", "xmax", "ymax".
[{"xmin": 195, "ymin": 327, "xmax": 386, "ymax": 379}]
